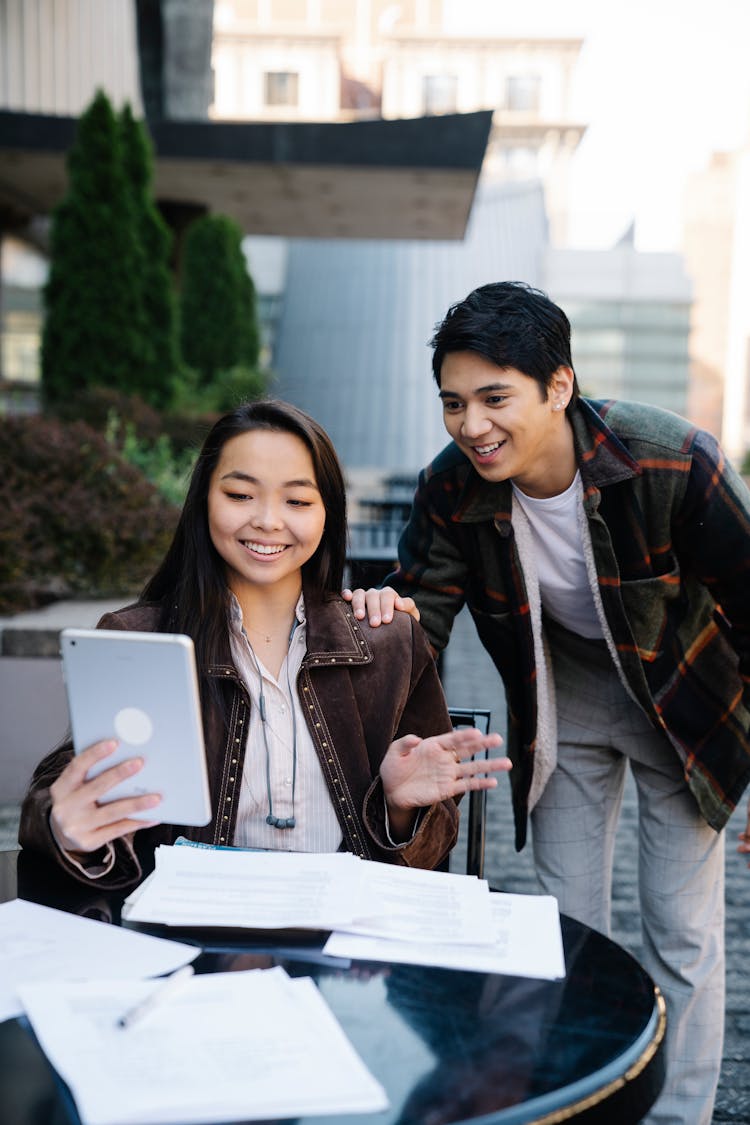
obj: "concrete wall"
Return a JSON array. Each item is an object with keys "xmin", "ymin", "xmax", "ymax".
[
  {"xmin": 0, "ymin": 656, "xmax": 69, "ymax": 802},
  {"xmin": 0, "ymin": 599, "xmax": 122, "ymax": 803}
]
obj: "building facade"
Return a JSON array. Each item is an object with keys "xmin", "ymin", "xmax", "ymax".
[
  {"xmin": 682, "ymin": 149, "xmax": 750, "ymax": 462},
  {"xmin": 273, "ymin": 179, "xmax": 548, "ymax": 479},
  {"xmin": 544, "ymin": 241, "xmax": 693, "ymax": 418},
  {"xmin": 211, "ymin": 0, "xmax": 586, "ymax": 243}
]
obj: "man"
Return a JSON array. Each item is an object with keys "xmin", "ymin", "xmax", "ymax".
[{"xmin": 346, "ymin": 281, "xmax": 750, "ymax": 1125}]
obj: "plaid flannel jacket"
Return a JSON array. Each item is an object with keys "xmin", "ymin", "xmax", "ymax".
[{"xmin": 390, "ymin": 397, "xmax": 750, "ymax": 850}]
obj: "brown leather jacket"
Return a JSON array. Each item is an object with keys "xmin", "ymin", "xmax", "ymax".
[{"xmin": 19, "ymin": 595, "xmax": 458, "ymax": 890}]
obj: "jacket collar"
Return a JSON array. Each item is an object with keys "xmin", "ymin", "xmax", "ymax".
[
  {"xmin": 205, "ymin": 590, "xmax": 373, "ymax": 678},
  {"xmin": 450, "ymin": 397, "xmax": 641, "ymax": 524},
  {"xmin": 301, "ymin": 592, "xmax": 373, "ymax": 667}
]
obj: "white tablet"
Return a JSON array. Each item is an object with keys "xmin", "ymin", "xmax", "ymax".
[{"xmin": 60, "ymin": 628, "xmax": 212, "ymax": 827}]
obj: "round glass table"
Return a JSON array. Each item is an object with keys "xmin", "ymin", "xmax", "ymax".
[{"xmin": 0, "ymin": 850, "xmax": 666, "ymax": 1124}]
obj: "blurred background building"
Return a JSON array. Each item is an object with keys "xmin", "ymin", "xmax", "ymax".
[{"xmin": 1, "ymin": 0, "xmax": 748, "ymax": 478}]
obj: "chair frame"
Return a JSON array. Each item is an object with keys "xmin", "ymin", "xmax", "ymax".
[{"xmin": 448, "ymin": 707, "xmax": 492, "ymax": 878}]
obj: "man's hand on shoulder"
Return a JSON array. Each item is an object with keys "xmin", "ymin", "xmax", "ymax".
[{"xmin": 342, "ymin": 586, "xmax": 420, "ymax": 627}]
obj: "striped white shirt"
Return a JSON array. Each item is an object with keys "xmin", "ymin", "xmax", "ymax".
[{"xmin": 228, "ymin": 595, "xmax": 343, "ymax": 852}]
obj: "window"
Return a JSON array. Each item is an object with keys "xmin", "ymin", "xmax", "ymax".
[
  {"xmin": 506, "ymin": 75, "xmax": 541, "ymax": 113},
  {"xmin": 1, "ymin": 309, "xmax": 41, "ymax": 384},
  {"xmin": 264, "ymin": 71, "xmax": 299, "ymax": 107},
  {"xmin": 423, "ymin": 75, "xmax": 458, "ymax": 116}
]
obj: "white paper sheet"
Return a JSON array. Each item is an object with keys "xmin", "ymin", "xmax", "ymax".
[
  {"xmin": 0, "ymin": 899, "xmax": 199, "ymax": 1023},
  {"xmin": 333, "ymin": 860, "xmax": 495, "ymax": 944},
  {"xmin": 19, "ymin": 966, "xmax": 388, "ymax": 1124},
  {"xmin": 122, "ymin": 846, "xmax": 365, "ymax": 929},
  {"xmin": 324, "ymin": 893, "xmax": 566, "ymax": 980},
  {"xmin": 123, "ymin": 846, "xmax": 497, "ymax": 946}
]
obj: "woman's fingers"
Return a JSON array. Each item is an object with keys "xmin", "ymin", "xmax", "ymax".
[
  {"xmin": 50, "ymin": 741, "xmax": 162, "ymax": 854},
  {"xmin": 51, "ymin": 792, "xmax": 162, "ymax": 854},
  {"xmin": 449, "ymin": 728, "xmax": 504, "ymax": 755},
  {"xmin": 51, "ymin": 738, "xmax": 119, "ymax": 796}
]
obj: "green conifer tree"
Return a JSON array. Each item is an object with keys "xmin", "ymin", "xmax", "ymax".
[
  {"xmin": 236, "ymin": 251, "xmax": 261, "ymax": 369},
  {"xmin": 41, "ymin": 90, "xmax": 149, "ymax": 405},
  {"xmin": 179, "ymin": 214, "xmax": 261, "ymax": 384},
  {"xmin": 119, "ymin": 104, "xmax": 180, "ymax": 408}
]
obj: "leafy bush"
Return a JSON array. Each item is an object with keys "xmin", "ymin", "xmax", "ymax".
[
  {"xmin": 0, "ymin": 415, "xmax": 179, "ymax": 613},
  {"xmin": 50, "ymin": 385, "xmax": 216, "ymax": 456},
  {"xmin": 52, "ymin": 386, "xmax": 165, "ymax": 443},
  {"xmin": 105, "ymin": 413, "xmax": 195, "ymax": 507},
  {"xmin": 171, "ymin": 364, "xmax": 271, "ymax": 415}
]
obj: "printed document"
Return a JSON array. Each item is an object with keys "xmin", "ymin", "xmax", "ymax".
[
  {"xmin": 122, "ymin": 846, "xmax": 497, "ymax": 944},
  {"xmin": 324, "ymin": 893, "xmax": 566, "ymax": 980},
  {"xmin": 0, "ymin": 899, "xmax": 198, "ymax": 1022},
  {"xmin": 19, "ymin": 966, "xmax": 388, "ymax": 1124},
  {"xmin": 331, "ymin": 860, "xmax": 494, "ymax": 944},
  {"xmin": 122, "ymin": 846, "xmax": 364, "ymax": 930}
]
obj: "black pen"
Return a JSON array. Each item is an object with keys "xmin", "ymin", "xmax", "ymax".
[{"xmin": 116, "ymin": 964, "xmax": 195, "ymax": 1030}]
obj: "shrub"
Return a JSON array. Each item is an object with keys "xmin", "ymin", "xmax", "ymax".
[
  {"xmin": 49, "ymin": 385, "xmax": 215, "ymax": 456},
  {"xmin": 104, "ymin": 414, "xmax": 195, "ymax": 507},
  {"xmin": 171, "ymin": 364, "xmax": 271, "ymax": 416},
  {"xmin": 0, "ymin": 415, "xmax": 179, "ymax": 613},
  {"xmin": 51, "ymin": 386, "xmax": 165, "ymax": 444},
  {"xmin": 179, "ymin": 215, "xmax": 261, "ymax": 383}
]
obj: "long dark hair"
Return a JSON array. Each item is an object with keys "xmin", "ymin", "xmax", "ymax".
[{"xmin": 141, "ymin": 399, "xmax": 347, "ymax": 715}]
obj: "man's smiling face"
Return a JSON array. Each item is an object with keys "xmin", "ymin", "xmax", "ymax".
[{"xmin": 438, "ymin": 351, "xmax": 577, "ymax": 499}]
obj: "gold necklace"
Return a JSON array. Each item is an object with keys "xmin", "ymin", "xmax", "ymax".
[
  {"xmin": 244, "ymin": 620, "xmax": 295, "ymax": 645},
  {"xmin": 244, "ymin": 624, "xmax": 276, "ymax": 644}
]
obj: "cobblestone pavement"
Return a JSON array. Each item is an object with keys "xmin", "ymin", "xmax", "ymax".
[{"xmin": 443, "ymin": 606, "xmax": 749, "ymax": 1124}]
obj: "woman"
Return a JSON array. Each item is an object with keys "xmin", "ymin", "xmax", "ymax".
[{"xmin": 20, "ymin": 400, "xmax": 508, "ymax": 890}]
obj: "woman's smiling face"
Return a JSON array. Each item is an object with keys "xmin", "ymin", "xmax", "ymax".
[{"xmin": 207, "ymin": 428, "xmax": 326, "ymax": 601}]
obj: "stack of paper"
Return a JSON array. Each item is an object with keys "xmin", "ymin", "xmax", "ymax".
[
  {"xmin": 123, "ymin": 846, "xmax": 497, "ymax": 943},
  {"xmin": 121, "ymin": 845, "xmax": 566, "ymax": 980},
  {"xmin": 19, "ymin": 966, "xmax": 388, "ymax": 1125},
  {"xmin": 324, "ymin": 892, "xmax": 566, "ymax": 980}
]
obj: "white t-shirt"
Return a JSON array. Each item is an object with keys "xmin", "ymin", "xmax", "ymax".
[{"xmin": 511, "ymin": 472, "xmax": 603, "ymax": 639}]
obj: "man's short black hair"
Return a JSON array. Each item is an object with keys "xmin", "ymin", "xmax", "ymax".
[{"xmin": 430, "ymin": 281, "xmax": 579, "ymax": 405}]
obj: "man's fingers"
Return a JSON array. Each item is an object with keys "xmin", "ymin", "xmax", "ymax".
[
  {"xmin": 342, "ymin": 586, "xmax": 417, "ymax": 625},
  {"xmin": 363, "ymin": 587, "xmax": 393, "ymax": 624},
  {"xmin": 394, "ymin": 596, "xmax": 420, "ymax": 622}
]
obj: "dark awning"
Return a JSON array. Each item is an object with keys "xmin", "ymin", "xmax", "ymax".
[{"xmin": 0, "ymin": 109, "xmax": 492, "ymax": 240}]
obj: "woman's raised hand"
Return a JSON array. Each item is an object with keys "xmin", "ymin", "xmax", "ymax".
[
  {"xmin": 49, "ymin": 739, "xmax": 162, "ymax": 856},
  {"xmin": 380, "ymin": 727, "xmax": 511, "ymax": 821}
]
